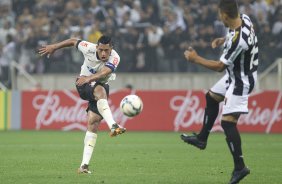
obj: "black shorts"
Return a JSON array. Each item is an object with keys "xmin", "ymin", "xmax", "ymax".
[{"xmin": 76, "ymin": 81, "xmax": 109, "ymax": 116}]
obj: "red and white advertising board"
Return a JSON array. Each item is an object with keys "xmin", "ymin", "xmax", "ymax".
[{"xmin": 21, "ymin": 90, "xmax": 282, "ymax": 133}]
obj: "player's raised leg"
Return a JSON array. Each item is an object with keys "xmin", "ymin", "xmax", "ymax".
[
  {"xmin": 78, "ymin": 111, "xmax": 101, "ymax": 174},
  {"xmin": 181, "ymin": 91, "xmax": 223, "ymax": 149},
  {"xmin": 95, "ymin": 85, "xmax": 126, "ymax": 137}
]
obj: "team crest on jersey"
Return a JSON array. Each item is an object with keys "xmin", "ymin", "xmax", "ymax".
[
  {"xmin": 113, "ymin": 57, "xmax": 119, "ymax": 66},
  {"xmin": 232, "ymin": 31, "xmax": 239, "ymax": 42},
  {"xmin": 80, "ymin": 42, "xmax": 88, "ymax": 47}
]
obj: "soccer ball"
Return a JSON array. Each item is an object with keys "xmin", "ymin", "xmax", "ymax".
[{"xmin": 120, "ymin": 95, "xmax": 143, "ymax": 117}]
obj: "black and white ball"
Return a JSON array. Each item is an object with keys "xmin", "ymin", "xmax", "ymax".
[{"xmin": 120, "ymin": 95, "xmax": 143, "ymax": 117}]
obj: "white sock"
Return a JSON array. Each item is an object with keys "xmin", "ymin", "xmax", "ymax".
[
  {"xmin": 97, "ymin": 99, "xmax": 116, "ymax": 129},
  {"xmin": 81, "ymin": 131, "xmax": 97, "ymax": 167}
]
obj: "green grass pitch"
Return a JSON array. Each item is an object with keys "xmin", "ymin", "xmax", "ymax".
[{"xmin": 0, "ymin": 131, "xmax": 281, "ymax": 184}]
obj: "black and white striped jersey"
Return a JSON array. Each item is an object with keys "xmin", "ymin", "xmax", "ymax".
[{"xmin": 220, "ymin": 14, "xmax": 258, "ymax": 96}]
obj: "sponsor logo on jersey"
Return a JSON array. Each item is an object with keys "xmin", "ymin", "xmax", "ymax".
[
  {"xmin": 87, "ymin": 66, "xmax": 96, "ymax": 74},
  {"xmin": 80, "ymin": 42, "xmax": 88, "ymax": 47}
]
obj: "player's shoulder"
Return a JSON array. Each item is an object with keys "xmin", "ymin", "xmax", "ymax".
[
  {"xmin": 241, "ymin": 14, "xmax": 253, "ymax": 28},
  {"xmin": 239, "ymin": 14, "xmax": 255, "ymax": 46},
  {"xmin": 241, "ymin": 14, "xmax": 251, "ymax": 21},
  {"xmin": 108, "ymin": 49, "xmax": 120, "ymax": 66},
  {"xmin": 111, "ymin": 49, "xmax": 120, "ymax": 60}
]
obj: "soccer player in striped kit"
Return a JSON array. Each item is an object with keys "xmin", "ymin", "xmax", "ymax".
[{"xmin": 181, "ymin": 0, "xmax": 258, "ymax": 183}]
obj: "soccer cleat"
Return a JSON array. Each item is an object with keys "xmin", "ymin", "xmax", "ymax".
[
  {"xmin": 229, "ymin": 167, "xmax": 250, "ymax": 184},
  {"xmin": 77, "ymin": 164, "xmax": 92, "ymax": 174},
  {"xmin": 110, "ymin": 124, "xmax": 126, "ymax": 137},
  {"xmin": 180, "ymin": 133, "xmax": 207, "ymax": 150}
]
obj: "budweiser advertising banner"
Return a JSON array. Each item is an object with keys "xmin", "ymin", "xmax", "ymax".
[{"xmin": 21, "ymin": 90, "xmax": 282, "ymax": 133}]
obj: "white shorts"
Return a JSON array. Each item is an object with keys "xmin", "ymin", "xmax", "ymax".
[{"xmin": 210, "ymin": 74, "xmax": 249, "ymax": 115}]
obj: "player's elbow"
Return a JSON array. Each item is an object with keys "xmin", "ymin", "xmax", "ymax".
[
  {"xmin": 69, "ymin": 38, "xmax": 79, "ymax": 46},
  {"xmin": 98, "ymin": 67, "xmax": 112, "ymax": 79},
  {"xmin": 216, "ymin": 67, "xmax": 225, "ymax": 72},
  {"xmin": 216, "ymin": 62, "xmax": 226, "ymax": 72}
]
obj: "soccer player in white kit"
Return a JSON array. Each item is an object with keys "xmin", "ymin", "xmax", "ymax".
[
  {"xmin": 39, "ymin": 35, "xmax": 126, "ymax": 174},
  {"xmin": 180, "ymin": 0, "xmax": 258, "ymax": 183}
]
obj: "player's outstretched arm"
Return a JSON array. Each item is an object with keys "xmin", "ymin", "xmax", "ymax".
[
  {"xmin": 211, "ymin": 37, "xmax": 225, "ymax": 49},
  {"xmin": 184, "ymin": 47, "xmax": 226, "ymax": 72},
  {"xmin": 76, "ymin": 66, "xmax": 112, "ymax": 86},
  {"xmin": 38, "ymin": 38, "xmax": 78, "ymax": 57}
]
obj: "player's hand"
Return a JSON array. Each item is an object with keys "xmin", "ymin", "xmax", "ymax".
[
  {"xmin": 211, "ymin": 38, "xmax": 225, "ymax": 49},
  {"xmin": 184, "ymin": 47, "xmax": 198, "ymax": 63},
  {"xmin": 38, "ymin": 45, "xmax": 56, "ymax": 58},
  {"xmin": 76, "ymin": 76, "xmax": 91, "ymax": 86}
]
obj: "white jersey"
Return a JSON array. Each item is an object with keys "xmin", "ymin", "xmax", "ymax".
[{"xmin": 76, "ymin": 40, "xmax": 120, "ymax": 84}]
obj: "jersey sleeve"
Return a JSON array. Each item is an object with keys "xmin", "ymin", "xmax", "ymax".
[
  {"xmin": 76, "ymin": 40, "xmax": 94, "ymax": 55},
  {"xmin": 220, "ymin": 31, "xmax": 244, "ymax": 66},
  {"xmin": 105, "ymin": 50, "xmax": 120, "ymax": 72}
]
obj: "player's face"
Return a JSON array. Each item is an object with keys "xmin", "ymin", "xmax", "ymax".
[
  {"xmin": 218, "ymin": 10, "xmax": 229, "ymax": 27},
  {"xmin": 96, "ymin": 43, "xmax": 112, "ymax": 62}
]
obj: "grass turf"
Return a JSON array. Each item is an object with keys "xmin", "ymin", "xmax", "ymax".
[{"xmin": 0, "ymin": 131, "xmax": 281, "ymax": 184}]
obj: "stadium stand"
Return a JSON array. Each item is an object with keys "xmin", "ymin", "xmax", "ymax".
[{"xmin": 0, "ymin": 0, "xmax": 281, "ymax": 85}]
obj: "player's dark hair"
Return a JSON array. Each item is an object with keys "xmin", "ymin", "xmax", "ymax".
[
  {"xmin": 219, "ymin": 0, "xmax": 239, "ymax": 19},
  {"xmin": 97, "ymin": 35, "xmax": 113, "ymax": 47}
]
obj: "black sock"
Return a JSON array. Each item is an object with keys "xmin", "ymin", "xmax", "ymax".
[
  {"xmin": 197, "ymin": 93, "xmax": 219, "ymax": 141},
  {"xmin": 221, "ymin": 120, "xmax": 245, "ymax": 171}
]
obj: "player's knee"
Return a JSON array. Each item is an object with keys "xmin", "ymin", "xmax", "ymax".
[
  {"xmin": 222, "ymin": 114, "xmax": 240, "ymax": 123},
  {"xmin": 87, "ymin": 121, "xmax": 100, "ymax": 133},
  {"xmin": 94, "ymin": 86, "xmax": 107, "ymax": 100},
  {"xmin": 87, "ymin": 111, "xmax": 102, "ymax": 132},
  {"xmin": 206, "ymin": 92, "xmax": 220, "ymax": 107}
]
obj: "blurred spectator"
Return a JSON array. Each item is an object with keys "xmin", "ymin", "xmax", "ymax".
[
  {"xmin": 119, "ymin": 26, "xmax": 140, "ymax": 72},
  {"xmin": 160, "ymin": 25, "xmax": 174, "ymax": 72},
  {"xmin": 87, "ymin": 22, "xmax": 103, "ymax": 43},
  {"xmin": 17, "ymin": 7, "xmax": 33, "ymax": 25},
  {"xmin": 259, "ymin": 24, "xmax": 277, "ymax": 70},
  {"xmin": 0, "ymin": 34, "xmax": 16, "ymax": 88},
  {"xmin": 272, "ymin": 11, "xmax": 282, "ymax": 35},
  {"xmin": 163, "ymin": 9, "xmax": 185, "ymax": 32},
  {"xmin": 0, "ymin": 21, "xmax": 17, "ymax": 45},
  {"xmin": 0, "ymin": 44, "xmax": 3, "ymax": 83},
  {"xmin": 124, "ymin": 83, "xmax": 133, "ymax": 91},
  {"xmin": 0, "ymin": 3, "xmax": 15, "ymax": 28},
  {"xmin": 168, "ymin": 26, "xmax": 187, "ymax": 72},
  {"xmin": 145, "ymin": 24, "xmax": 164, "ymax": 72},
  {"xmin": 252, "ymin": 0, "xmax": 269, "ymax": 26},
  {"xmin": 88, "ymin": 0, "xmax": 107, "ymax": 22},
  {"xmin": 115, "ymin": 0, "xmax": 131, "ymax": 27},
  {"xmin": 142, "ymin": 3, "xmax": 160, "ymax": 25},
  {"xmin": 130, "ymin": 0, "xmax": 142, "ymax": 23}
]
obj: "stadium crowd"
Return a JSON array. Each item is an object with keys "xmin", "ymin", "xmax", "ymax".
[{"xmin": 0, "ymin": 0, "xmax": 281, "ymax": 85}]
